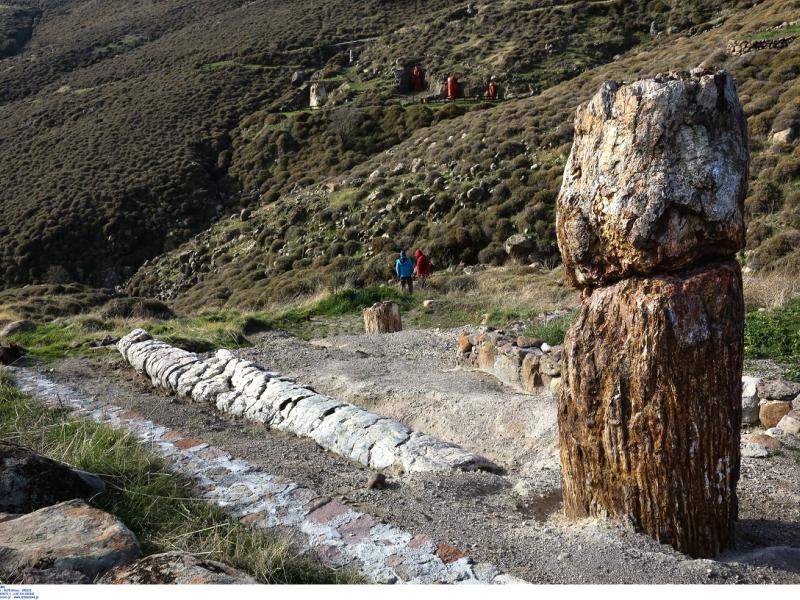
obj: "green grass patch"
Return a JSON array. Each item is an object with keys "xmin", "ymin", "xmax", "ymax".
[
  {"xmin": 522, "ymin": 311, "xmax": 577, "ymax": 346},
  {"xmin": 0, "ymin": 369, "xmax": 358, "ymax": 583},
  {"xmin": 742, "ymin": 24, "xmax": 800, "ymax": 41},
  {"xmin": 744, "ymin": 298, "xmax": 800, "ymax": 381}
]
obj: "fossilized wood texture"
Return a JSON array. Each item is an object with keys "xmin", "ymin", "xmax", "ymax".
[
  {"xmin": 558, "ymin": 260, "xmax": 743, "ymax": 558},
  {"xmin": 363, "ymin": 301, "xmax": 402, "ymax": 334},
  {"xmin": 556, "ymin": 70, "xmax": 748, "ymax": 288}
]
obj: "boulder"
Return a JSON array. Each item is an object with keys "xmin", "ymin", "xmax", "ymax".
[
  {"xmin": 741, "ymin": 376, "xmax": 760, "ymax": 425},
  {"xmin": 0, "ymin": 343, "xmax": 24, "ymax": 365},
  {"xmin": 503, "ymin": 234, "xmax": 535, "ymax": 264},
  {"xmin": 457, "ymin": 332, "xmax": 473, "ymax": 353},
  {"xmin": 772, "ymin": 128, "xmax": 794, "ymax": 144},
  {"xmin": 0, "ymin": 320, "xmax": 35, "ymax": 337},
  {"xmin": 760, "ymin": 401, "xmax": 793, "ymax": 429},
  {"xmin": 466, "ymin": 187, "xmax": 488, "ymax": 203},
  {"xmin": 742, "ymin": 433, "xmax": 781, "ymax": 458},
  {"xmin": 556, "ymin": 71, "xmax": 748, "ymax": 288},
  {"xmin": 0, "ymin": 500, "xmax": 140, "ymax": 581},
  {"xmin": 559, "ymin": 260, "xmax": 743, "ymax": 558},
  {"xmin": 98, "ymin": 552, "xmax": 256, "ymax": 584},
  {"xmin": 757, "ymin": 379, "xmax": 800, "ymax": 402},
  {"xmin": 777, "ymin": 410, "xmax": 800, "ymax": 436},
  {"xmin": 516, "ymin": 336, "xmax": 544, "ymax": 349},
  {"xmin": 0, "ymin": 443, "xmax": 106, "ymax": 513}
]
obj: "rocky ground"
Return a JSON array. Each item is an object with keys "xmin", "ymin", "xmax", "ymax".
[{"xmin": 31, "ymin": 324, "xmax": 800, "ymax": 584}]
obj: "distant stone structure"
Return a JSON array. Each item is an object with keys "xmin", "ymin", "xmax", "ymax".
[
  {"xmin": 555, "ymin": 70, "xmax": 748, "ymax": 558},
  {"xmin": 363, "ymin": 301, "xmax": 402, "ymax": 334},
  {"xmin": 309, "ymin": 82, "xmax": 327, "ymax": 109}
]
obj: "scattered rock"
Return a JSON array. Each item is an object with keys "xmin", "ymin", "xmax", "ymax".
[
  {"xmin": 777, "ymin": 410, "xmax": 800, "ymax": 436},
  {"xmin": 0, "ymin": 320, "xmax": 35, "ymax": 337},
  {"xmin": 772, "ymin": 128, "xmax": 794, "ymax": 144},
  {"xmin": 366, "ymin": 472, "xmax": 386, "ymax": 490},
  {"xmin": 466, "ymin": 187, "xmax": 488, "ymax": 203},
  {"xmin": 422, "ymin": 299, "xmax": 435, "ymax": 308},
  {"xmin": 759, "ymin": 401, "xmax": 793, "ymax": 429},
  {"xmin": 98, "ymin": 552, "xmax": 256, "ymax": 584},
  {"xmin": 504, "ymin": 234, "xmax": 535, "ymax": 264},
  {"xmin": 0, "ymin": 499, "xmax": 140, "ymax": 581},
  {"xmin": 516, "ymin": 336, "xmax": 544, "ymax": 349},
  {"xmin": 742, "ymin": 434, "xmax": 781, "ymax": 458},
  {"xmin": 741, "ymin": 376, "xmax": 760, "ymax": 425},
  {"xmin": 0, "ymin": 443, "xmax": 106, "ymax": 513},
  {"xmin": 309, "ymin": 82, "xmax": 327, "ymax": 109},
  {"xmin": 757, "ymin": 379, "xmax": 800, "ymax": 402},
  {"xmin": 457, "ymin": 333, "xmax": 473, "ymax": 353}
]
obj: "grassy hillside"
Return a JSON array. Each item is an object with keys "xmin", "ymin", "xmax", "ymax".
[
  {"xmin": 127, "ymin": 0, "xmax": 800, "ymax": 310},
  {"xmin": 0, "ymin": 0, "xmax": 749, "ymax": 291}
]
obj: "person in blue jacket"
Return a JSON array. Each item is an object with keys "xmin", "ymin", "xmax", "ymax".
[{"xmin": 395, "ymin": 250, "xmax": 415, "ymax": 293}]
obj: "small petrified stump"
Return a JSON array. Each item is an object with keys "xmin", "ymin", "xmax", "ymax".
[
  {"xmin": 363, "ymin": 301, "xmax": 402, "ymax": 334},
  {"xmin": 556, "ymin": 70, "xmax": 747, "ymax": 558}
]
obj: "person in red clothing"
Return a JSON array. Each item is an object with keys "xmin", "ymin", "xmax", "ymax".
[
  {"xmin": 446, "ymin": 75, "xmax": 462, "ymax": 100},
  {"xmin": 488, "ymin": 77, "xmax": 497, "ymax": 100},
  {"xmin": 414, "ymin": 249, "xmax": 431, "ymax": 283},
  {"xmin": 411, "ymin": 64, "xmax": 426, "ymax": 92}
]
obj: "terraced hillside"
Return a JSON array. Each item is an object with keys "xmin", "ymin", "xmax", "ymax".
[
  {"xmin": 0, "ymin": 0, "xmax": 751, "ymax": 290},
  {"xmin": 127, "ymin": 0, "xmax": 800, "ymax": 310}
]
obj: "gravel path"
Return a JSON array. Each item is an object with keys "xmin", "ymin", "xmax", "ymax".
[{"xmin": 26, "ymin": 325, "xmax": 800, "ymax": 583}]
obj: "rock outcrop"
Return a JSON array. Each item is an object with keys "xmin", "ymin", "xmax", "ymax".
[
  {"xmin": 0, "ymin": 499, "xmax": 140, "ymax": 581},
  {"xmin": 117, "ymin": 330, "xmax": 498, "ymax": 474},
  {"xmin": 556, "ymin": 71, "xmax": 747, "ymax": 558},
  {"xmin": 99, "ymin": 552, "xmax": 256, "ymax": 584},
  {"xmin": 0, "ymin": 443, "xmax": 105, "ymax": 513}
]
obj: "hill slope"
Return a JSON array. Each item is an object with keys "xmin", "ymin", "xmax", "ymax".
[
  {"xmin": 128, "ymin": 0, "xmax": 800, "ymax": 310},
  {"xmin": 0, "ymin": 0, "xmax": 753, "ymax": 290}
]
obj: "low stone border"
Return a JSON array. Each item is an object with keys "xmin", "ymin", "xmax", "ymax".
[
  {"xmin": 117, "ymin": 330, "xmax": 498, "ymax": 474},
  {"xmin": 456, "ymin": 328, "xmax": 563, "ymax": 395},
  {"xmin": 11, "ymin": 368, "xmax": 523, "ymax": 585}
]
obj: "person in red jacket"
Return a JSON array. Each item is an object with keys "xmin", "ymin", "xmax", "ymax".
[
  {"xmin": 411, "ymin": 64, "xmax": 426, "ymax": 92},
  {"xmin": 414, "ymin": 249, "xmax": 431, "ymax": 283},
  {"xmin": 447, "ymin": 75, "xmax": 462, "ymax": 100},
  {"xmin": 488, "ymin": 77, "xmax": 497, "ymax": 100}
]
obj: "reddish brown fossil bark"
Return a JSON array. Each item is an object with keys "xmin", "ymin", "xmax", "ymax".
[{"xmin": 558, "ymin": 260, "xmax": 743, "ymax": 557}]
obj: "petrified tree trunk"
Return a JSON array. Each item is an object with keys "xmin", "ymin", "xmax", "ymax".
[
  {"xmin": 555, "ymin": 70, "xmax": 748, "ymax": 558},
  {"xmin": 559, "ymin": 260, "xmax": 743, "ymax": 557},
  {"xmin": 363, "ymin": 301, "xmax": 402, "ymax": 334}
]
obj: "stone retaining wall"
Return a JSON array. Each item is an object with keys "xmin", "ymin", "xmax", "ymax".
[
  {"xmin": 118, "ymin": 329, "xmax": 499, "ymax": 474},
  {"xmin": 456, "ymin": 328, "xmax": 563, "ymax": 395},
  {"xmin": 727, "ymin": 36, "xmax": 797, "ymax": 55}
]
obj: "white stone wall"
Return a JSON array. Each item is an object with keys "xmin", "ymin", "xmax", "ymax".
[{"xmin": 118, "ymin": 329, "xmax": 499, "ymax": 474}]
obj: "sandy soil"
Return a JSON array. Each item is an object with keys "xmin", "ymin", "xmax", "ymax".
[{"xmin": 34, "ymin": 326, "xmax": 800, "ymax": 584}]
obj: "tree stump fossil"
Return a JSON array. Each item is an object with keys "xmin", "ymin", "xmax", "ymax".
[{"xmin": 555, "ymin": 69, "xmax": 748, "ymax": 558}]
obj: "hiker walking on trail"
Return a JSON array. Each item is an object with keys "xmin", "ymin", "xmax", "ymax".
[
  {"xmin": 396, "ymin": 250, "xmax": 415, "ymax": 293},
  {"xmin": 414, "ymin": 248, "xmax": 430, "ymax": 283}
]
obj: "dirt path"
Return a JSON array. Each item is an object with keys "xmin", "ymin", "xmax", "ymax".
[{"xmin": 25, "ymin": 325, "xmax": 800, "ymax": 584}]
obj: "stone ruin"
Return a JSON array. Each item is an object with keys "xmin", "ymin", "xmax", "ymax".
[
  {"xmin": 555, "ymin": 70, "xmax": 748, "ymax": 558},
  {"xmin": 456, "ymin": 329, "xmax": 563, "ymax": 395}
]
